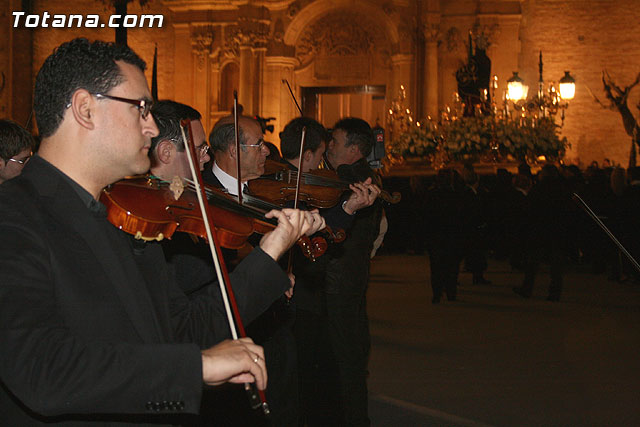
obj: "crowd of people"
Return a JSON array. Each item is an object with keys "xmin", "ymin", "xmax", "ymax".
[
  {"xmin": 0, "ymin": 38, "xmax": 382, "ymax": 426},
  {"xmin": 418, "ymin": 161, "xmax": 640, "ymax": 304}
]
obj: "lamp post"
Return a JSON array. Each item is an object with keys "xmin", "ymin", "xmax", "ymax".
[{"xmin": 504, "ymin": 53, "xmax": 576, "ymax": 125}]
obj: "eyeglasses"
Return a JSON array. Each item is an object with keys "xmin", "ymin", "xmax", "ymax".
[
  {"xmin": 241, "ymin": 138, "xmax": 265, "ymax": 149},
  {"xmin": 171, "ymin": 139, "xmax": 210, "ymax": 156},
  {"xmin": 7, "ymin": 154, "xmax": 32, "ymax": 165},
  {"xmin": 92, "ymin": 93, "xmax": 154, "ymax": 119}
]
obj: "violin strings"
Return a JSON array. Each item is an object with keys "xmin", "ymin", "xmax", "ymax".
[{"xmin": 180, "ymin": 177, "xmax": 280, "ymax": 225}]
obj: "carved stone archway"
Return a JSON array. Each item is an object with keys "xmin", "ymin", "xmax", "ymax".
[
  {"xmin": 284, "ymin": 0, "xmax": 400, "ymax": 48},
  {"xmin": 280, "ymin": 1, "xmax": 410, "ymax": 129}
]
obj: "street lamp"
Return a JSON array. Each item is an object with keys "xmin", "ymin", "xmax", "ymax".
[
  {"xmin": 504, "ymin": 53, "xmax": 576, "ymax": 125},
  {"xmin": 559, "ymin": 71, "xmax": 576, "ymax": 100},
  {"xmin": 507, "ymin": 72, "xmax": 528, "ymax": 102}
]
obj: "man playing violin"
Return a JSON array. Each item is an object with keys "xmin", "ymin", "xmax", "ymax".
[
  {"xmin": 0, "ymin": 38, "xmax": 315, "ymax": 425},
  {"xmin": 205, "ymin": 115, "xmax": 271, "ymax": 196},
  {"xmin": 321, "ymin": 117, "xmax": 384, "ymax": 426},
  {"xmin": 279, "ymin": 117, "xmax": 380, "ymax": 218},
  {"xmin": 205, "ymin": 114, "xmax": 332, "ymax": 426},
  {"xmin": 148, "ymin": 100, "xmax": 211, "ymax": 181},
  {"xmin": 277, "ymin": 117, "xmax": 381, "ymax": 425},
  {"xmin": 147, "ymin": 100, "xmax": 328, "ymax": 425}
]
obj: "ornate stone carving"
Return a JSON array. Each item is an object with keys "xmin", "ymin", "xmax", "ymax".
[
  {"xmin": 382, "ymin": 2, "xmax": 395, "ymax": 15},
  {"xmin": 445, "ymin": 27, "xmax": 462, "ymax": 52},
  {"xmin": 273, "ymin": 18, "xmax": 284, "ymax": 43},
  {"xmin": 191, "ymin": 26, "xmax": 214, "ymax": 71},
  {"xmin": 396, "ymin": 19, "xmax": 418, "ymax": 54},
  {"xmin": 472, "ymin": 22, "xmax": 500, "ymax": 50},
  {"xmin": 295, "ymin": 11, "xmax": 380, "ymax": 66},
  {"xmin": 222, "ymin": 26, "xmax": 240, "ymax": 59},
  {"xmin": 422, "ymin": 23, "xmax": 440, "ymax": 43},
  {"xmin": 226, "ymin": 20, "xmax": 269, "ymax": 51},
  {"xmin": 287, "ymin": 2, "xmax": 300, "ymax": 19}
]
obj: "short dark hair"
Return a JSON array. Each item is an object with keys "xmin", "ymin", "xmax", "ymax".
[
  {"xmin": 34, "ymin": 38, "xmax": 146, "ymax": 138},
  {"xmin": 333, "ymin": 117, "xmax": 374, "ymax": 157},
  {"xmin": 0, "ymin": 119, "xmax": 35, "ymax": 160},
  {"xmin": 280, "ymin": 117, "xmax": 329, "ymax": 160},
  {"xmin": 209, "ymin": 122, "xmax": 246, "ymax": 153},
  {"xmin": 150, "ymin": 100, "xmax": 202, "ymax": 153}
]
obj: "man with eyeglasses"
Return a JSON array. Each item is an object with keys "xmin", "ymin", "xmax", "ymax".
[
  {"xmin": 0, "ymin": 38, "xmax": 315, "ymax": 425},
  {"xmin": 204, "ymin": 115, "xmax": 271, "ymax": 195},
  {"xmin": 148, "ymin": 99, "xmax": 211, "ymax": 181},
  {"xmin": 205, "ymin": 115, "xmax": 333, "ymax": 425},
  {"xmin": 0, "ymin": 119, "xmax": 35, "ymax": 184}
]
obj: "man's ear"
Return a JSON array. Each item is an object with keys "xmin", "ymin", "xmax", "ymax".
[
  {"xmin": 156, "ymin": 140, "xmax": 175, "ymax": 164},
  {"xmin": 69, "ymin": 89, "xmax": 95, "ymax": 130},
  {"xmin": 303, "ymin": 149, "xmax": 314, "ymax": 161},
  {"xmin": 228, "ymin": 144, "xmax": 237, "ymax": 159}
]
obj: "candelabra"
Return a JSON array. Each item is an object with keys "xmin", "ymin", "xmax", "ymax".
[{"xmin": 386, "ymin": 85, "xmax": 415, "ymax": 143}]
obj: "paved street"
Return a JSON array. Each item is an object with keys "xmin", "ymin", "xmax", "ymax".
[{"xmin": 367, "ymin": 255, "xmax": 640, "ymax": 426}]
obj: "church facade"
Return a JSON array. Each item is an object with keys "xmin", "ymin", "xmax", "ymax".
[{"xmin": 3, "ymin": 0, "xmax": 640, "ymax": 165}]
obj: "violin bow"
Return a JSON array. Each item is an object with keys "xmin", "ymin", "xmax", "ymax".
[
  {"xmin": 572, "ymin": 192, "xmax": 640, "ymax": 274},
  {"xmin": 293, "ymin": 126, "xmax": 307, "ymax": 208},
  {"xmin": 286, "ymin": 127, "xmax": 308, "ymax": 277},
  {"xmin": 282, "ymin": 79, "xmax": 303, "ymax": 116},
  {"xmin": 179, "ymin": 120, "xmax": 270, "ymax": 415},
  {"xmin": 233, "ymin": 90, "xmax": 243, "ymax": 204}
]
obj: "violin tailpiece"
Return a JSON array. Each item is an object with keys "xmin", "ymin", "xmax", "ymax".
[{"xmin": 169, "ymin": 176, "xmax": 185, "ymax": 200}]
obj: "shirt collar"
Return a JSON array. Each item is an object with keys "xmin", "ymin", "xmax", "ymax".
[
  {"xmin": 211, "ymin": 161, "xmax": 246, "ymax": 196},
  {"xmin": 37, "ymin": 155, "xmax": 106, "ymax": 214}
]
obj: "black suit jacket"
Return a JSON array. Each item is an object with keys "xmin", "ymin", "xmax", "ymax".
[{"xmin": 0, "ymin": 156, "xmax": 288, "ymax": 425}]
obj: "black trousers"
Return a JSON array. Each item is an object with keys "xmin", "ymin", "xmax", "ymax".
[
  {"xmin": 324, "ymin": 291, "xmax": 371, "ymax": 427},
  {"xmin": 521, "ymin": 245, "xmax": 565, "ymax": 298},
  {"xmin": 294, "ymin": 308, "xmax": 342, "ymax": 427},
  {"xmin": 429, "ymin": 247, "xmax": 463, "ymax": 300}
]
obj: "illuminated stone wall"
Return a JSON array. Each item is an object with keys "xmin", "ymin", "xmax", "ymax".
[{"xmin": 519, "ymin": 0, "xmax": 640, "ymax": 166}]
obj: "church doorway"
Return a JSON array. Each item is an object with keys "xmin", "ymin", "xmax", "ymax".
[{"xmin": 301, "ymin": 85, "xmax": 386, "ymax": 130}]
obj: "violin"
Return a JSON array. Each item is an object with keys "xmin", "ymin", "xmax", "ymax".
[
  {"xmin": 100, "ymin": 175, "xmax": 328, "ymax": 260},
  {"xmin": 247, "ymin": 159, "xmax": 401, "ymax": 209}
]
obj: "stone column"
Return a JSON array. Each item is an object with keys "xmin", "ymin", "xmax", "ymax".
[
  {"xmin": 423, "ymin": 22, "xmax": 440, "ymax": 119},
  {"xmin": 208, "ymin": 56, "xmax": 221, "ymax": 131},
  {"xmin": 238, "ymin": 42, "xmax": 253, "ymax": 114},
  {"xmin": 173, "ymin": 24, "xmax": 192, "ymax": 105},
  {"xmin": 389, "ymin": 54, "xmax": 414, "ymax": 111},
  {"xmin": 191, "ymin": 28, "xmax": 213, "ymax": 131},
  {"xmin": 253, "ymin": 47, "xmax": 266, "ymax": 116},
  {"xmin": 263, "ymin": 56, "xmax": 298, "ymax": 148}
]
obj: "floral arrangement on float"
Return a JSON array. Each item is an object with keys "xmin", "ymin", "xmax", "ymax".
[
  {"xmin": 391, "ymin": 115, "xmax": 568, "ymax": 163},
  {"xmin": 393, "ymin": 126, "xmax": 440, "ymax": 158}
]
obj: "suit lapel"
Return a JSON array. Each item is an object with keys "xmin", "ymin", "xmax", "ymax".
[{"xmin": 26, "ymin": 158, "xmax": 163, "ymax": 343}]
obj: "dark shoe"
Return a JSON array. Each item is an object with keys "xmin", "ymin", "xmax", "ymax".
[{"xmin": 513, "ymin": 286, "xmax": 531, "ymax": 298}]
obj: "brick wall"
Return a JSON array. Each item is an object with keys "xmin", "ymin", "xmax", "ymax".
[{"xmin": 519, "ymin": 0, "xmax": 640, "ymax": 166}]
